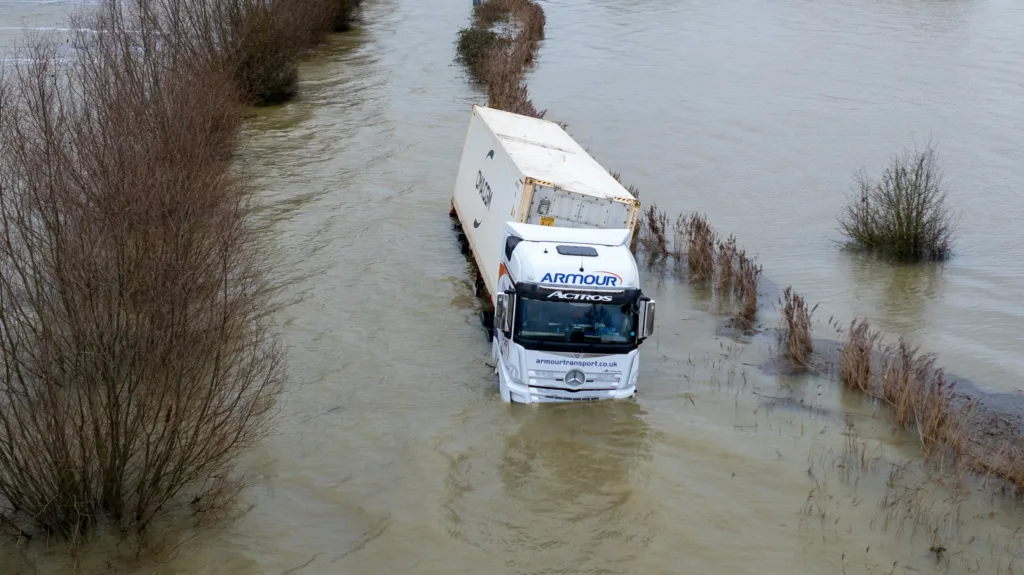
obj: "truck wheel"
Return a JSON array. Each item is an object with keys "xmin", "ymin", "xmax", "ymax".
[{"xmin": 479, "ymin": 310, "xmax": 494, "ymax": 330}]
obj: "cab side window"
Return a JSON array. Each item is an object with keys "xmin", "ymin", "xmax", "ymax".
[{"xmin": 505, "ymin": 236, "xmax": 522, "ymax": 260}]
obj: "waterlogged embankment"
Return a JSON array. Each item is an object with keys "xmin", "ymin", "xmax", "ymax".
[{"xmin": 456, "ymin": 0, "xmax": 1024, "ymax": 495}]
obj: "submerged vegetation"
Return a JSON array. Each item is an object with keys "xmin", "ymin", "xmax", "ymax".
[
  {"xmin": 455, "ymin": 0, "xmax": 546, "ymax": 117},
  {"xmin": 0, "ymin": 0, "xmax": 361, "ymax": 544},
  {"xmin": 777, "ymin": 287, "xmax": 815, "ymax": 369},
  {"xmin": 838, "ymin": 143, "xmax": 957, "ymax": 262},
  {"xmin": 632, "ymin": 207, "xmax": 762, "ymax": 333},
  {"xmin": 454, "ymin": 0, "xmax": 1018, "ymax": 501}
]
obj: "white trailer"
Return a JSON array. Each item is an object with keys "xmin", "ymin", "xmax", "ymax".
[
  {"xmin": 449, "ymin": 104, "xmax": 641, "ymax": 304},
  {"xmin": 448, "ymin": 105, "xmax": 655, "ymax": 404}
]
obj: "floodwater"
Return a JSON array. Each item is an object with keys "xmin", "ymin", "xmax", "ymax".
[{"xmin": 2, "ymin": 0, "xmax": 1024, "ymax": 574}]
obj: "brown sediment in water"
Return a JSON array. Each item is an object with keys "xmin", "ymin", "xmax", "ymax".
[{"xmin": 455, "ymin": 0, "xmax": 1024, "ymax": 496}]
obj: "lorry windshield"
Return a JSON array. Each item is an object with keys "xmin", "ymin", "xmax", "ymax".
[{"xmin": 516, "ymin": 297, "xmax": 636, "ymax": 347}]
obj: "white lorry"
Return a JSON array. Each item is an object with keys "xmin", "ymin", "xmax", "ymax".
[{"xmin": 448, "ymin": 105, "xmax": 657, "ymax": 404}]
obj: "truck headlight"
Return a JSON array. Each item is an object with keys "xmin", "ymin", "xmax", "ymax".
[
  {"xmin": 507, "ymin": 364, "xmax": 519, "ymax": 381},
  {"xmin": 528, "ymin": 370, "xmax": 561, "ymax": 379}
]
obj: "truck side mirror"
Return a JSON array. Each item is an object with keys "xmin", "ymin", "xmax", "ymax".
[
  {"xmin": 495, "ymin": 292, "xmax": 515, "ymax": 336},
  {"xmin": 639, "ymin": 299, "xmax": 656, "ymax": 339},
  {"xmin": 495, "ymin": 293, "xmax": 508, "ymax": 334}
]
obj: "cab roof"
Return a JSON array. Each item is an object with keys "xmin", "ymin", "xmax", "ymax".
[{"xmin": 505, "ymin": 221, "xmax": 631, "ymax": 247}]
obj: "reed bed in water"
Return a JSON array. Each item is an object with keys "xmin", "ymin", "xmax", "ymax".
[
  {"xmin": 632, "ymin": 206, "xmax": 762, "ymax": 332},
  {"xmin": 832, "ymin": 318, "xmax": 1023, "ymax": 492}
]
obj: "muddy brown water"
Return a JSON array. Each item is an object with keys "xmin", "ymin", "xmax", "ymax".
[{"xmin": 2, "ymin": 0, "xmax": 1024, "ymax": 573}]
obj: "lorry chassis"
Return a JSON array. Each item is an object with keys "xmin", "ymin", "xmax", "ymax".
[{"xmin": 450, "ymin": 201, "xmax": 495, "ymax": 342}]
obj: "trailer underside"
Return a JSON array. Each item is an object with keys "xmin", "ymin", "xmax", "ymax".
[{"xmin": 449, "ymin": 200, "xmax": 495, "ymax": 342}]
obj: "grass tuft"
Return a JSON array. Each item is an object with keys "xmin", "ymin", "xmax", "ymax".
[{"xmin": 777, "ymin": 287, "xmax": 816, "ymax": 368}]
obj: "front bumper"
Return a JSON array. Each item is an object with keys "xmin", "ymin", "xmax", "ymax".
[{"xmin": 503, "ymin": 377, "xmax": 636, "ymax": 404}]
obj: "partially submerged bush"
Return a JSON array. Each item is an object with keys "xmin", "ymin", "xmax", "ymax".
[
  {"xmin": 149, "ymin": 0, "xmax": 363, "ymax": 106},
  {"xmin": 228, "ymin": 1, "xmax": 302, "ymax": 104},
  {"xmin": 456, "ymin": 27, "xmax": 503, "ymax": 82},
  {"xmin": 454, "ymin": 0, "xmax": 546, "ymax": 117},
  {"xmin": 0, "ymin": 1, "xmax": 284, "ymax": 540},
  {"xmin": 838, "ymin": 144, "xmax": 957, "ymax": 262},
  {"xmin": 333, "ymin": 0, "xmax": 363, "ymax": 32}
]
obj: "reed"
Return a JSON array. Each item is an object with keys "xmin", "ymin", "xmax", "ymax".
[
  {"xmin": 777, "ymin": 287, "xmax": 816, "ymax": 368},
  {"xmin": 684, "ymin": 212, "xmax": 716, "ymax": 282}
]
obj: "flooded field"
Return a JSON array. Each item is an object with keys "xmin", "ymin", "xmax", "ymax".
[{"xmin": 1, "ymin": 0, "xmax": 1023, "ymax": 573}]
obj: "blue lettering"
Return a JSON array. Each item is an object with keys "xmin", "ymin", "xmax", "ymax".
[{"xmin": 538, "ymin": 272, "xmax": 622, "ymax": 286}]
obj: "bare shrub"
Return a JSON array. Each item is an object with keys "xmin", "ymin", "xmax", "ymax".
[
  {"xmin": 0, "ymin": 1, "xmax": 284, "ymax": 540},
  {"xmin": 332, "ymin": 0, "xmax": 363, "ymax": 32},
  {"xmin": 838, "ymin": 143, "xmax": 957, "ymax": 262},
  {"xmin": 455, "ymin": 27, "xmax": 504, "ymax": 80},
  {"xmin": 454, "ymin": 0, "xmax": 546, "ymax": 118},
  {"xmin": 146, "ymin": 0, "xmax": 362, "ymax": 105},
  {"xmin": 777, "ymin": 287, "xmax": 815, "ymax": 368}
]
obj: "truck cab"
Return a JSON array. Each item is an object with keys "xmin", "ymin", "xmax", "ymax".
[{"xmin": 491, "ymin": 222, "xmax": 656, "ymax": 403}]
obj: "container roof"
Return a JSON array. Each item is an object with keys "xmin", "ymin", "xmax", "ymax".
[{"xmin": 473, "ymin": 105, "xmax": 637, "ymax": 203}]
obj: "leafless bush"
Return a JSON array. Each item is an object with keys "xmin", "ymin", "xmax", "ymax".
[
  {"xmin": 838, "ymin": 143, "xmax": 957, "ymax": 262},
  {"xmin": 144, "ymin": 0, "xmax": 362, "ymax": 105},
  {"xmin": 0, "ymin": 1, "xmax": 284, "ymax": 540},
  {"xmin": 455, "ymin": 0, "xmax": 546, "ymax": 117}
]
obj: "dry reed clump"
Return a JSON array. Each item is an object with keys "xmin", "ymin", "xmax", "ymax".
[
  {"xmin": 777, "ymin": 287, "xmax": 816, "ymax": 368},
  {"xmin": 838, "ymin": 320, "xmax": 961, "ymax": 454},
  {"xmin": 838, "ymin": 143, "xmax": 957, "ymax": 262},
  {"xmin": 684, "ymin": 213, "xmax": 716, "ymax": 281},
  {"xmin": 630, "ymin": 207, "xmax": 762, "ymax": 331},
  {"xmin": 0, "ymin": 0, "xmax": 284, "ymax": 541},
  {"xmin": 731, "ymin": 246, "xmax": 762, "ymax": 332},
  {"xmin": 831, "ymin": 319, "xmax": 1024, "ymax": 491}
]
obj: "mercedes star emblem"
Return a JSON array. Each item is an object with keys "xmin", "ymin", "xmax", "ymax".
[{"xmin": 564, "ymin": 369, "xmax": 586, "ymax": 388}]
